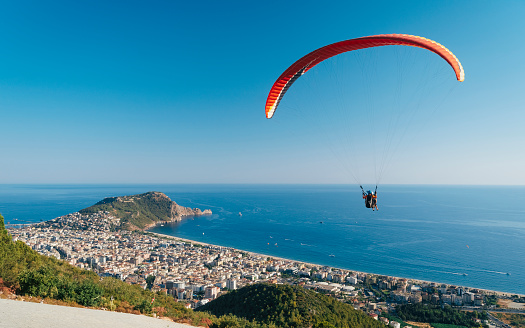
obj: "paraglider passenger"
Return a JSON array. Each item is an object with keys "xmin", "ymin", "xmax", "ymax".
[{"xmin": 371, "ymin": 191, "xmax": 378, "ymax": 211}]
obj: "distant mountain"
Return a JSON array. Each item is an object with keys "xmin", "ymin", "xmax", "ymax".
[
  {"xmin": 79, "ymin": 191, "xmax": 211, "ymax": 230},
  {"xmin": 197, "ymin": 283, "xmax": 385, "ymax": 328}
]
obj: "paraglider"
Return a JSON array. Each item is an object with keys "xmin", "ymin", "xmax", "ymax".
[
  {"xmin": 264, "ymin": 34, "xmax": 464, "ymax": 209},
  {"xmin": 265, "ymin": 34, "xmax": 464, "ymax": 119}
]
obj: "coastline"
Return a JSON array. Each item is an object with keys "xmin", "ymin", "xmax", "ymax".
[
  {"xmin": 9, "ymin": 214, "xmax": 524, "ymax": 299},
  {"xmin": 142, "ymin": 211, "xmax": 213, "ymax": 231},
  {"xmin": 145, "ymin": 230, "xmax": 524, "ymax": 298},
  {"xmin": 4, "ymin": 184, "xmax": 524, "ymax": 298}
]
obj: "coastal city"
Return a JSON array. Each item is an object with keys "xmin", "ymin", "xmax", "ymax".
[
  {"xmin": 3, "ymin": 1, "xmax": 525, "ymax": 328},
  {"xmin": 7, "ymin": 211, "xmax": 524, "ymax": 327}
]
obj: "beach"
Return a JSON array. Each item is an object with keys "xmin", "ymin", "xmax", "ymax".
[{"xmin": 146, "ymin": 231, "xmax": 525, "ymax": 299}]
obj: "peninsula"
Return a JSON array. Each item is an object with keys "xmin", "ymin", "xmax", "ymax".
[{"xmin": 79, "ymin": 191, "xmax": 212, "ymax": 230}]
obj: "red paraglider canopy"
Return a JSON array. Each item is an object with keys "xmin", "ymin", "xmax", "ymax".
[{"xmin": 265, "ymin": 34, "xmax": 464, "ymax": 119}]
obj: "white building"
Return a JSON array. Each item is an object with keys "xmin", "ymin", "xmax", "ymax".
[
  {"xmin": 442, "ymin": 294, "xmax": 452, "ymax": 305},
  {"xmin": 346, "ymin": 276, "xmax": 358, "ymax": 284},
  {"xmin": 177, "ymin": 290, "xmax": 186, "ymax": 299},
  {"xmin": 205, "ymin": 286, "xmax": 220, "ymax": 299},
  {"xmin": 198, "ymin": 299, "xmax": 210, "ymax": 307},
  {"xmin": 226, "ymin": 279, "xmax": 237, "ymax": 290},
  {"xmin": 389, "ymin": 321, "xmax": 401, "ymax": 328},
  {"xmin": 463, "ymin": 292, "xmax": 474, "ymax": 304}
]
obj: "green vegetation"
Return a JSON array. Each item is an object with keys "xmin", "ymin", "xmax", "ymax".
[
  {"xmin": 0, "ymin": 215, "xmax": 213, "ymax": 326},
  {"xmin": 197, "ymin": 283, "xmax": 384, "ymax": 328},
  {"xmin": 395, "ymin": 304, "xmax": 486, "ymax": 328},
  {"xmin": 492, "ymin": 312, "xmax": 525, "ymax": 328},
  {"xmin": 431, "ymin": 323, "xmax": 468, "ymax": 328},
  {"xmin": 146, "ymin": 275, "xmax": 156, "ymax": 290},
  {"xmin": 0, "ymin": 214, "xmax": 68, "ymax": 289},
  {"xmin": 79, "ymin": 191, "xmax": 176, "ymax": 230},
  {"xmin": 17, "ymin": 265, "xmax": 102, "ymax": 306},
  {"xmin": 484, "ymin": 295, "xmax": 498, "ymax": 307}
]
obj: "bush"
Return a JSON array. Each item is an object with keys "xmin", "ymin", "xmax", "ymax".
[{"xmin": 75, "ymin": 279, "xmax": 103, "ymax": 307}]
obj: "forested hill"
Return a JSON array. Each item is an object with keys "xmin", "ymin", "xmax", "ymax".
[
  {"xmin": 79, "ymin": 191, "xmax": 211, "ymax": 230},
  {"xmin": 197, "ymin": 283, "xmax": 385, "ymax": 328}
]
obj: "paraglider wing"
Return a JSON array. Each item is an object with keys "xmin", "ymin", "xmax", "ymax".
[{"xmin": 265, "ymin": 34, "xmax": 464, "ymax": 119}]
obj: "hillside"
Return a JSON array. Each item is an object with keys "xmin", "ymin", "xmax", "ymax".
[
  {"xmin": 0, "ymin": 214, "xmax": 200, "ymax": 322},
  {"xmin": 197, "ymin": 283, "xmax": 385, "ymax": 328},
  {"xmin": 0, "ymin": 214, "xmax": 244, "ymax": 328},
  {"xmin": 79, "ymin": 191, "xmax": 211, "ymax": 230}
]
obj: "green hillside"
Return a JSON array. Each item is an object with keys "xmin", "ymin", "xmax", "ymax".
[
  {"xmin": 0, "ymin": 214, "xmax": 212, "ymax": 325},
  {"xmin": 197, "ymin": 283, "xmax": 385, "ymax": 328},
  {"xmin": 79, "ymin": 191, "xmax": 193, "ymax": 230},
  {"xmin": 395, "ymin": 303, "xmax": 487, "ymax": 327},
  {"xmin": 1, "ymin": 214, "xmax": 282, "ymax": 328}
]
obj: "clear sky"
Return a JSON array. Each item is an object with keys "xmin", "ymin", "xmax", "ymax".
[{"xmin": 1, "ymin": 0, "xmax": 524, "ymax": 185}]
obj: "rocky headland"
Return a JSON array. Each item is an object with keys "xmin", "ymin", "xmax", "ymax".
[{"xmin": 79, "ymin": 191, "xmax": 211, "ymax": 230}]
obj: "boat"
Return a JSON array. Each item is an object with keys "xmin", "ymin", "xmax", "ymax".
[{"xmin": 329, "ymin": 254, "xmax": 335, "ymax": 257}]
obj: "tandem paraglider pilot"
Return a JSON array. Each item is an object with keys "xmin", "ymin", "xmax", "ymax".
[{"xmin": 361, "ymin": 186, "xmax": 378, "ymax": 211}]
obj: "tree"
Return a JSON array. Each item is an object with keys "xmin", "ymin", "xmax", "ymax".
[
  {"xmin": 18, "ymin": 265, "xmax": 59, "ymax": 298},
  {"xmin": 313, "ymin": 321, "xmax": 336, "ymax": 328},
  {"xmin": 134, "ymin": 299, "xmax": 153, "ymax": 314},
  {"xmin": 75, "ymin": 279, "xmax": 103, "ymax": 307},
  {"xmin": 146, "ymin": 275, "xmax": 156, "ymax": 290}
]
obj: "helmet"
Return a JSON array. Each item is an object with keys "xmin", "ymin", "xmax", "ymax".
[{"xmin": 367, "ymin": 190, "xmax": 371, "ymax": 194}]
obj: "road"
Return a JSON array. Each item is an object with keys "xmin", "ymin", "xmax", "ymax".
[{"xmin": 0, "ymin": 298, "xmax": 196, "ymax": 328}]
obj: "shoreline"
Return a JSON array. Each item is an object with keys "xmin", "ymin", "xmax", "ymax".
[
  {"xmin": 8, "ymin": 217, "xmax": 523, "ymax": 298},
  {"xmin": 145, "ymin": 230, "xmax": 524, "ymax": 298}
]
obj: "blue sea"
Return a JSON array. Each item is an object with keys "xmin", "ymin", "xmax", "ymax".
[{"xmin": 1, "ymin": 184, "xmax": 524, "ymax": 295}]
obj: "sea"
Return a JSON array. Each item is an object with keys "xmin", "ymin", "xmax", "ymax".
[{"xmin": 1, "ymin": 184, "xmax": 524, "ymax": 295}]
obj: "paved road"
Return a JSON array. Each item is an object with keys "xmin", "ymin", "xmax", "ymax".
[
  {"xmin": 0, "ymin": 298, "xmax": 196, "ymax": 328},
  {"xmin": 459, "ymin": 306, "xmax": 525, "ymax": 315},
  {"xmin": 487, "ymin": 312, "xmax": 511, "ymax": 328}
]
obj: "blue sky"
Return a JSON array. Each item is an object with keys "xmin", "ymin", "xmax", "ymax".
[{"xmin": 1, "ymin": 0, "xmax": 524, "ymax": 185}]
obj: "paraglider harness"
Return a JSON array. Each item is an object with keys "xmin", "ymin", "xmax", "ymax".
[{"xmin": 360, "ymin": 185, "xmax": 377, "ymax": 209}]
